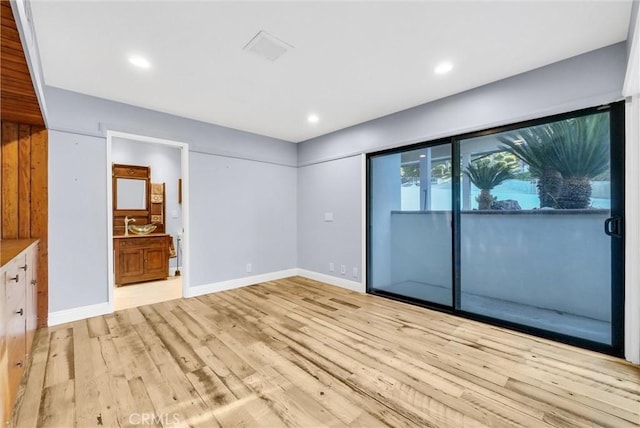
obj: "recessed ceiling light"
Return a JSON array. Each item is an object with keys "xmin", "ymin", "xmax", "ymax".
[
  {"xmin": 419, "ymin": 154, "xmax": 427, "ymax": 158},
  {"xmin": 307, "ymin": 114, "xmax": 319, "ymax": 124},
  {"xmin": 129, "ymin": 55, "xmax": 151, "ymax": 69},
  {"xmin": 434, "ymin": 61, "xmax": 453, "ymax": 75},
  {"xmin": 513, "ymin": 139, "xmax": 524, "ymax": 145}
]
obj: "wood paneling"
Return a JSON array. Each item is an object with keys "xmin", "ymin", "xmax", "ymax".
[
  {"xmin": 30, "ymin": 126, "xmax": 48, "ymax": 328},
  {"xmin": 0, "ymin": 1, "xmax": 44, "ymax": 126},
  {"xmin": 12, "ymin": 277, "xmax": 640, "ymax": 427},
  {"xmin": 1, "ymin": 4, "xmax": 48, "ymax": 329},
  {"xmin": 1, "ymin": 122, "xmax": 48, "ymax": 327},
  {"xmin": 1, "ymin": 122, "xmax": 19, "ymax": 236},
  {"xmin": 17, "ymin": 124, "xmax": 31, "ymax": 237}
]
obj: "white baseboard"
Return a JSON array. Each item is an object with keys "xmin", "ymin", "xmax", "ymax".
[
  {"xmin": 296, "ymin": 269, "xmax": 365, "ymax": 293},
  {"xmin": 48, "ymin": 302, "xmax": 111, "ymax": 326},
  {"xmin": 47, "ymin": 268, "xmax": 362, "ymax": 325},
  {"xmin": 185, "ymin": 269, "xmax": 299, "ymax": 298}
]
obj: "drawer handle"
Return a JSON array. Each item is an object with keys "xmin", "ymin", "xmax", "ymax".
[
  {"xmin": 9, "ymin": 274, "xmax": 19, "ymax": 283},
  {"xmin": 16, "ymin": 360, "xmax": 24, "ymax": 368},
  {"xmin": 16, "ymin": 308, "xmax": 24, "ymax": 316},
  {"xmin": 20, "ymin": 263, "xmax": 28, "ymax": 271}
]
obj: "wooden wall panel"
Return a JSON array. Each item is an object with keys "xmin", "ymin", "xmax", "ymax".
[
  {"xmin": 18, "ymin": 124, "xmax": 31, "ymax": 238},
  {"xmin": 30, "ymin": 127, "xmax": 48, "ymax": 327},
  {"xmin": 1, "ymin": 1, "xmax": 48, "ymax": 328},
  {"xmin": 0, "ymin": 1, "xmax": 44, "ymax": 126},
  {"xmin": 1, "ymin": 122, "xmax": 19, "ymax": 238},
  {"xmin": 1, "ymin": 122, "xmax": 48, "ymax": 327}
]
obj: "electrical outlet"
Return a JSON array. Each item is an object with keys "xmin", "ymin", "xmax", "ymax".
[
  {"xmin": 340, "ymin": 265, "xmax": 346, "ymax": 275},
  {"xmin": 246, "ymin": 263, "xmax": 252, "ymax": 273},
  {"xmin": 352, "ymin": 267, "xmax": 358, "ymax": 278},
  {"xmin": 329, "ymin": 262, "xmax": 335, "ymax": 272}
]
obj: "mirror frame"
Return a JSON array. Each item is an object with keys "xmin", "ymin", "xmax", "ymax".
[{"xmin": 112, "ymin": 163, "xmax": 151, "ymax": 235}]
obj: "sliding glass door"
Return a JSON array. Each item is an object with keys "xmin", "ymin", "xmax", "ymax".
[
  {"xmin": 369, "ymin": 143, "xmax": 453, "ymax": 307},
  {"xmin": 457, "ymin": 108, "xmax": 623, "ymax": 347},
  {"xmin": 367, "ymin": 104, "xmax": 624, "ymax": 355}
]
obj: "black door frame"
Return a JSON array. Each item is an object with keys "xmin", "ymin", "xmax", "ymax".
[{"xmin": 366, "ymin": 102, "xmax": 625, "ymax": 357}]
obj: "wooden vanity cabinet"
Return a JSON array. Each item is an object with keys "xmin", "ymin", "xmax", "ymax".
[
  {"xmin": 114, "ymin": 234, "xmax": 170, "ymax": 286},
  {"xmin": 1, "ymin": 239, "xmax": 38, "ymax": 426}
]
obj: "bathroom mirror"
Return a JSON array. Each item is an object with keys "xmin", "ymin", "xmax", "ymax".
[
  {"xmin": 116, "ymin": 178, "xmax": 147, "ymax": 209},
  {"xmin": 112, "ymin": 163, "xmax": 151, "ymax": 235}
]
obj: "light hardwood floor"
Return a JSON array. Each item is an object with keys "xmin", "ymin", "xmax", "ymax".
[
  {"xmin": 12, "ymin": 277, "xmax": 640, "ymax": 427},
  {"xmin": 114, "ymin": 276, "xmax": 182, "ymax": 311}
]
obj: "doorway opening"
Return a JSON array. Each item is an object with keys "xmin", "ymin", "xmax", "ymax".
[{"xmin": 106, "ymin": 131, "xmax": 189, "ymax": 312}]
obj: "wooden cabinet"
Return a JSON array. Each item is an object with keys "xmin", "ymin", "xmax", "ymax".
[
  {"xmin": 1, "ymin": 239, "xmax": 38, "ymax": 426},
  {"xmin": 25, "ymin": 246, "xmax": 38, "ymax": 354},
  {"xmin": 114, "ymin": 234, "xmax": 170, "ymax": 286}
]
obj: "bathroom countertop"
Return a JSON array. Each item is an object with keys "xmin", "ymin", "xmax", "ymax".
[{"xmin": 113, "ymin": 233, "xmax": 170, "ymax": 239}]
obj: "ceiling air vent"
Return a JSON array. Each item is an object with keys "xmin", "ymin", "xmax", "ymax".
[{"xmin": 243, "ymin": 30, "xmax": 293, "ymax": 62}]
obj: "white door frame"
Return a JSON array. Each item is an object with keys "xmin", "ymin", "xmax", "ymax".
[
  {"xmin": 106, "ymin": 130, "xmax": 190, "ymax": 313},
  {"xmin": 622, "ymin": 6, "xmax": 639, "ymax": 364}
]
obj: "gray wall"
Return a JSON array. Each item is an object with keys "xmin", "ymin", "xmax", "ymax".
[
  {"xmin": 297, "ymin": 43, "xmax": 627, "ymax": 289},
  {"xmin": 45, "ymin": 86, "xmax": 297, "ymax": 167},
  {"xmin": 112, "ymin": 138, "xmax": 183, "ymax": 268},
  {"xmin": 46, "ymin": 86, "xmax": 298, "ymax": 312},
  {"xmin": 191, "ymin": 152, "xmax": 297, "ymax": 286},
  {"xmin": 388, "ymin": 212, "xmax": 611, "ymax": 321},
  {"xmin": 49, "ymin": 131, "xmax": 109, "ymax": 311},
  {"xmin": 297, "ymin": 155, "xmax": 362, "ymax": 281},
  {"xmin": 387, "ymin": 212, "xmax": 451, "ymax": 291}
]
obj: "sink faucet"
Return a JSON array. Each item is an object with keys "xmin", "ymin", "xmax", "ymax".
[{"xmin": 124, "ymin": 216, "xmax": 136, "ymax": 236}]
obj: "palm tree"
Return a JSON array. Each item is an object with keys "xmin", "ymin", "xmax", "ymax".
[
  {"xmin": 545, "ymin": 114, "xmax": 609, "ymax": 209},
  {"xmin": 465, "ymin": 157, "xmax": 515, "ymax": 210},
  {"xmin": 499, "ymin": 126, "xmax": 562, "ymax": 208},
  {"xmin": 500, "ymin": 113, "xmax": 609, "ymax": 209},
  {"xmin": 431, "ymin": 160, "xmax": 452, "ymax": 181}
]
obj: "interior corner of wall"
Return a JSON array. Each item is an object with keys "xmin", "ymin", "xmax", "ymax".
[{"xmin": 296, "ymin": 269, "xmax": 365, "ymax": 293}]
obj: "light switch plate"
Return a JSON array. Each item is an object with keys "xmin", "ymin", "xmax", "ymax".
[{"xmin": 324, "ymin": 212, "xmax": 334, "ymax": 222}]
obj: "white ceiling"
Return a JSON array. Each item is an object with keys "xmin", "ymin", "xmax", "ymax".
[{"xmin": 30, "ymin": 1, "xmax": 632, "ymax": 143}]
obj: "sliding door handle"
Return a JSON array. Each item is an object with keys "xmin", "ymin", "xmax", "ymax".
[{"xmin": 604, "ymin": 216, "xmax": 622, "ymax": 238}]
